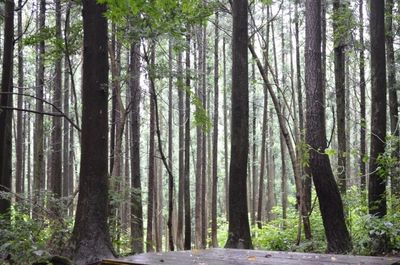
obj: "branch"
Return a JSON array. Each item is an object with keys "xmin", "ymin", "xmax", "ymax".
[{"xmin": 0, "ymin": 106, "xmax": 81, "ymax": 131}]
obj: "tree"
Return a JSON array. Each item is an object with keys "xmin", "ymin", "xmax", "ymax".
[
  {"xmin": 333, "ymin": 0, "xmax": 347, "ymax": 194},
  {"xmin": 305, "ymin": 0, "xmax": 352, "ymax": 253},
  {"xmin": 130, "ymin": 42, "xmax": 143, "ymax": 254},
  {"xmin": 225, "ymin": 0, "xmax": 252, "ymax": 249},
  {"xmin": 368, "ymin": 0, "xmax": 387, "ymax": 253},
  {"xmin": 0, "ymin": 0, "xmax": 14, "ymax": 215},
  {"xmin": 69, "ymin": 1, "xmax": 115, "ymax": 263},
  {"xmin": 50, "ymin": 0, "xmax": 63, "ymax": 201},
  {"xmin": 211, "ymin": 12, "xmax": 219, "ymax": 247}
]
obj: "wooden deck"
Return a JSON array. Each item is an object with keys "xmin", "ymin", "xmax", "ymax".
[{"xmin": 102, "ymin": 248, "xmax": 400, "ymax": 265}]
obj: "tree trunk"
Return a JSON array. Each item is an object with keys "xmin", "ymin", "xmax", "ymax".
[
  {"xmin": 69, "ymin": 1, "xmax": 115, "ymax": 263},
  {"xmin": 223, "ymin": 37, "xmax": 229, "ymax": 222},
  {"xmin": 177, "ymin": 50, "xmax": 185, "ymax": 250},
  {"xmin": 130, "ymin": 42, "xmax": 143, "ymax": 254},
  {"xmin": 33, "ymin": 0, "xmax": 46, "ymax": 210},
  {"xmin": 195, "ymin": 27, "xmax": 203, "ymax": 249},
  {"xmin": 333, "ymin": 0, "xmax": 347, "ymax": 194},
  {"xmin": 305, "ymin": 0, "xmax": 352, "ymax": 254},
  {"xmin": 146, "ymin": 44, "xmax": 156, "ymax": 253},
  {"xmin": 359, "ymin": 0, "xmax": 367, "ymax": 195},
  {"xmin": 15, "ymin": 0, "xmax": 24, "ymax": 198},
  {"xmin": 368, "ymin": 0, "xmax": 387, "ymax": 254},
  {"xmin": 50, "ymin": 0, "xmax": 63, "ymax": 202},
  {"xmin": 167, "ymin": 38, "xmax": 175, "ymax": 251},
  {"xmin": 0, "ymin": 0, "xmax": 14, "ymax": 215},
  {"xmin": 225, "ymin": 0, "xmax": 253, "ymax": 249},
  {"xmin": 184, "ymin": 29, "xmax": 192, "ymax": 250},
  {"xmin": 386, "ymin": 0, "xmax": 400, "ymax": 198},
  {"xmin": 211, "ymin": 12, "xmax": 219, "ymax": 248}
]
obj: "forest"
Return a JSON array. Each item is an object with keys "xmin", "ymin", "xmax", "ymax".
[{"xmin": 0, "ymin": 0, "xmax": 399, "ymax": 264}]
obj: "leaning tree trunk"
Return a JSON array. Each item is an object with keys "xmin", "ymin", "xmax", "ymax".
[
  {"xmin": 69, "ymin": 1, "xmax": 115, "ymax": 263},
  {"xmin": 305, "ymin": 0, "xmax": 352, "ymax": 254},
  {"xmin": 225, "ymin": 0, "xmax": 253, "ymax": 249}
]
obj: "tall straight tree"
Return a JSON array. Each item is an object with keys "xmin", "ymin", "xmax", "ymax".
[
  {"xmin": 386, "ymin": 0, "xmax": 400, "ymax": 197},
  {"xmin": 184, "ymin": 28, "xmax": 192, "ymax": 251},
  {"xmin": 305, "ymin": 0, "xmax": 352, "ymax": 253},
  {"xmin": 33, "ymin": 0, "xmax": 46, "ymax": 207},
  {"xmin": 358, "ymin": 0, "xmax": 366, "ymax": 193},
  {"xmin": 69, "ymin": 0, "xmax": 115, "ymax": 263},
  {"xmin": 177, "ymin": 50, "xmax": 184, "ymax": 250},
  {"xmin": 211, "ymin": 12, "xmax": 219, "ymax": 248},
  {"xmin": 0, "ymin": 0, "xmax": 14, "ymax": 215},
  {"xmin": 15, "ymin": 0, "xmax": 24, "ymax": 197},
  {"xmin": 50, "ymin": 0, "xmax": 63, "ymax": 201},
  {"xmin": 225, "ymin": 0, "xmax": 252, "ymax": 249},
  {"xmin": 368, "ymin": 0, "xmax": 387, "ymax": 252},
  {"xmin": 130, "ymin": 42, "xmax": 143, "ymax": 254},
  {"xmin": 333, "ymin": 0, "xmax": 347, "ymax": 194}
]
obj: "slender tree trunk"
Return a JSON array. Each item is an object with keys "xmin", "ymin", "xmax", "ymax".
[
  {"xmin": 223, "ymin": 37, "xmax": 229, "ymax": 221},
  {"xmin": 69, "ymin": 1, "xmax": 115, "ymax": 262},
  {"xmin": 368, "ymin": 0, "xmax": 387, "ymax": 254},
  {"xmin": 201, "ymin": 24, "xmax": 207, "ymax": 249},
  {"xmin": 211, "ymin": 12, "xmax": 219, "ymax": 247},
  {"xmin": 177, "ymin": 50, "xmax": 184, "ymax": 250},
  {"xmin": 50, "ymin": 0, "xmax": 63, "ymax": 202},
  {"xmin": 359, "ymin": 0, "xmax": 367, "ymax": 195},
  {"xmin": 130, "ymin": 42, "xmax": 143, "ymax": 254},
  {"xmin": 305, "ymin": 0, "xmax": 352, "ymax": 253},
  {"xmin": 146, "ymin": 44, "xmax": 156, "ymax": 253},
  {"xmin": 184, "ymin": 28, "xmax": 192, "ymax": 250},
  {"xmin": 195, "ymin": 27, "xmax": 203, "ymax": 249},
  {"xmin": 251, "ymin": 52, "xmax": 257, "ymax": 227},
  {"xmin": 386, "ymin": 0, "xmax": 400, "ymax": 198},
  {"xmin": 167, "ymin": 38, "xmax": 175, "ymax": 251},
  {"xmin": 33, "ymin": 0, "xmax": 46, "ymax": 209},
  {"xmin": 333, "ymin": 0, "xmax": 347, "ymax": 194},
  {"xmin": 225, "ymin": 0, "xmax": 253, "ymax": 249},
  {"xmin": 15, "ymin": 0, "xmax": 24, "ymax": 198},
  {"xmin": 0, "ymin": 0, "xmax": 14, "ymax": 215}
]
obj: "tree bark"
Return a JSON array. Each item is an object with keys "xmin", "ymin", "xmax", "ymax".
[
  {"xmin": 0, "ymin": 0, "xmax": 14, "ymax": 215},
  {"xmin": 130, "ymin": 42, "xmax": 143, "ymax": 254},
  {"xmin": 50, "ymin": 0, "xmax": 63, "ymax": 202},
  {"xmin": 305, "ymin": 0, "xmax": 352, "ymax": 254},
  {"xmin": 69, "ymin": 1, "xmax": 115, "ymax": 263},
  {"xmin": 225, "ymin": 0, "xmax": 253, "ymax": 249},
  {"xmin": 368, "ymin": 0, "xmax": 387, "ymax": 253},
  {"xmin": 333, "ymin": 0, "xmax": 347, "ymax": 194},
  {"xmin": 211, "ymin": 12, "xmax": 219, "ymax": 248},
  {"xmin": 184, "ymin": 29, "xmax": 192, "ymax": 251}
]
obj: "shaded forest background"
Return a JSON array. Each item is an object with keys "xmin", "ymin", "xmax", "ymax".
[{"xmin": 0, "ymin": 0, "xmax": 399, "ymax": 264}]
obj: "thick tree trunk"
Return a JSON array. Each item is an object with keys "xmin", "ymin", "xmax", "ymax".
[
  {"xmin": 0, "ymin": 0, "xmax": 14, "ymax": 215},
  {"xmin": 368, "ymin": 0, "xmax": 387, "ymax": 254},
  {"xmin": 69, "ymin": 1, "xmax": 115, "ymax": 263},
  {"xmin": 225, "ymin": 0, "xmax": 253, "ymax": 249},
  {"xmin": 305, "ymin": 0, "xmax": 352, "ymax": 254},
  {"xmin": 130, "ymin": 42, "xmax": 143, "ymax": 254}
]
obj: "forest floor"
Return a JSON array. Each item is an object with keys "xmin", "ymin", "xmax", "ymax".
[{"xmin": 100, "ymin": 248, "xmax": 400, "ymax": 265}]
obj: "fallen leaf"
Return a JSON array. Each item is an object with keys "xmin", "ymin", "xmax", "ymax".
[{"xmin": 248, "ymin": 256, "xmax": 257, "ymax": 261}]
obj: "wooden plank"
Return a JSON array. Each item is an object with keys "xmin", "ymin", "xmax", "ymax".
[{"xmin": 113, "ymin": 249, "xmax": 400, "ymax": 265}]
